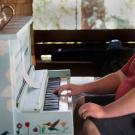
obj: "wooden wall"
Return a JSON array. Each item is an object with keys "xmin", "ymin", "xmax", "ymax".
[{"xmin": 0, "ymin": 0, "xmax": 32, "ymax": 16}]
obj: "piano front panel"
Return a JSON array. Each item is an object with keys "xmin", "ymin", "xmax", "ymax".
[
  {"xmin": 14, "ymin": 71, "xmax": 74, "ymax": 135},
  {"xmin": 15, "ymin": 111, "xmax": 73, "ymax": 135}
]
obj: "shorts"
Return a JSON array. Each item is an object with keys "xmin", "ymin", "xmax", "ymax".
[{"xmin": 85, "ymin": 95, "xmax": 135, "ymax": 135}]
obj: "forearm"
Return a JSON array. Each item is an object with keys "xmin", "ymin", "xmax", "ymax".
[
  {"xmin": 80, "ymin": 70, "xmax": 125, "ymax": 94},
  {"xmin": 55, "ymin": 70, "xmax": 126, "ymax": 96},
  {"xmin": 103, "ymin": 88, "xmax": 135, "ymax": 118}
]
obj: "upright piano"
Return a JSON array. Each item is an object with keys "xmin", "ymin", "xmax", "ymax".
[{"xmin": 0, "ymin": 17, "xmax": 74, "ymax": 135}]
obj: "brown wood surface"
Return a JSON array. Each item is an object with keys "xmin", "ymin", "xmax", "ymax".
[
  {"xmin": 34, "ymin": 29, "xmax": 135, "ymax": 42},
  {"xmin": 33, "ymin": 29, "xmax": 135, "ymax": 76}
]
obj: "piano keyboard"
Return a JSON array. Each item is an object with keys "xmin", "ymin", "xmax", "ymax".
[{"xmin": 44, "ymin": 77, "xmax": 60, "ymax": 111}]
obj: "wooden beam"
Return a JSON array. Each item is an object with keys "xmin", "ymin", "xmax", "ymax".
[{"xmin": 34, "ymin": 29, "xmax": 135, "ymax": 42}]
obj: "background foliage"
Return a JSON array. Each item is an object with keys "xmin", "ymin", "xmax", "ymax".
[{"xmin": 33, "ymin": 0, "xmax": 135, "ymax": 30}]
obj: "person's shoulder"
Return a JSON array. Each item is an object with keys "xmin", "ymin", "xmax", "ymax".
[
  {"xmin": 132, "ymin": 54, "xmax": 135, "ymax": 57},
  {"xmin": 129, "ymin": 54, "xmax": 135, "ymax": 61},
  {"xmin": 131, "ymin": 54, "xmax": 135, "ymax": 61}
]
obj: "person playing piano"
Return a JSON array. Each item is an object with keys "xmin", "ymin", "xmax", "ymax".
[{"xmin": 55, "ymin": 54, "xmax": 135, "ymax": 135}]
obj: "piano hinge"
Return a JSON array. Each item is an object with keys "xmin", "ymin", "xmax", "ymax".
[{"xmin": 16, "ymin": 80, "xmax": 25, "ymax": 108}]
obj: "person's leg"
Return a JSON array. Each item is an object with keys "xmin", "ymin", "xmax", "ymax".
[
  {"xmin": 89, "ymin": 113, "xmax": 135, "ymax": 135},
  {"xmin": 74, "ymin": 95, "xmax": 135, "ymax": 135},
  {"xmin": 82, "ymin": 119, "xmax": 101, "ymax": 135},
  {"xmin": 73, "ymin": 94, "xmax": 114, "ymax": 135}
]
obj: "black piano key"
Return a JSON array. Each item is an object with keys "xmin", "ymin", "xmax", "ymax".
[
  {"xmin": 45, "ymin": 94, "xmax": 57, "ymax": 97},
  {"xmin": 45, "ymin": 103, "xmax": 59, "ymax": 106},
  {"xmin": 45, "ymin": 93, "xmax": 58, "ymax": 97},
  {"xmin": 46, "ymin": 90, "xmax": 54, "ymax": 93},
  {"xmin": 45, "ymin": 106, "xmax": 59, "ymax": 109},
  {"xmin": 44, "ymin": 108, "xmax": 58, "ymax": 111},
  {"xmin": 48, "ymin": 83, "xmax": 59, "ymax": 85},
  {"xmin": 45, "ymin": 96, "xmax": 58, "ymax": 99},
  {"xmin": 45, "ymin": 100, "xmax": 59, "ymax": 104},
  {"xmin": 45, "ymin": 103, "xmax": 58, "ymax": 106},
  {"xmin": 44, "ymin": 105, "xmax": 59, "ymax": 110},
  {"xmin": 44, "ymin": 104, "xmax": 58, "ymax": 107},
  {"xmin": 44, "ymin": 104, "xmax": 59, "ymax": 107},
  {"xmin": 45, "ymin": 98, "xmax": 58, "ymax": 101}
]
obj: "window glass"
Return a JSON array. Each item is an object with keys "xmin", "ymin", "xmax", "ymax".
[
  {"xmin": 33, "ymin": 0, "xmax": 81, "ymax": 30},
  {"xmin": 33, "ymin": 0, "xmax": 135, "ymax": 30}
]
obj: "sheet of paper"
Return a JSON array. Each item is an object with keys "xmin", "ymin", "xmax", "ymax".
[{"xmin": 22, "ymin": 53, "xmax": 41, "ymax": 89}]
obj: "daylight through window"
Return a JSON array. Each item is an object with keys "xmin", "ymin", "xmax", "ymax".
[{"xmin": 33, "ymin": 0, "xmax": 135, "ymax": 30}]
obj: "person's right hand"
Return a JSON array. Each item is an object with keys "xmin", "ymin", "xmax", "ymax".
[{"xmin": 54, "ymin": 83, "xmax": 82, "ymax": 96}]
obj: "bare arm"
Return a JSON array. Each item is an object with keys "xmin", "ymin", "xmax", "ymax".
[
  {"xmin": 80, "ymin": 70, "xmax": 126, "ymax": 94},
  {"xmin": 79, "ymin": 87, "xmax": 135, "ymax": 119},
  {"xmin": 103, "ymin": 88, "xmax": 135, "ymax": 118},
  {"xmin": 55, "ymin": 70, "xmax": 126, "ymax": 96}
]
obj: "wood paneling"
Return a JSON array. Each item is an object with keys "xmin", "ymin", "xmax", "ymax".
[
  {"xmin": 34, "ymin": 29, "xmax": 135, "ymax": 42},
  {"xmin": 0, "ymin": 0, "xmax": 32, "ymax": 16}
]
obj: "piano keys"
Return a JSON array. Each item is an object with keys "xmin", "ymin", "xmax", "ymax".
[{"xmin": 44, "ymin": 78, "xmax": 60, "ymax": 111}]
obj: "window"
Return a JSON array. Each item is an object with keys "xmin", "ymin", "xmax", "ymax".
[
  {"xmin": 33, "ymin": 0, "xmax": 135, "ymax": 30},
  {"xmin": 33, "ymin": 0, "xmax": 81, "ymax": 30},
  {"xmin": 81, "ymin": 0, "xmax": 135, "ymax": 29}
]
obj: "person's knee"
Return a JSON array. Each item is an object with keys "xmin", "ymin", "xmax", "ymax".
[
  {"xmin": 74, "ymin": 96, "xmax": 85, "ymax": 110},
  {"xmin": 83, "ymin": 119, "xmax": 100, "ymax": 135},
  {"xmin": 74, "ymin": 96, "xmax": 85, "ymax": 117},
  {"xmin": 73, "ymin": 96, "xmax": 86, "ymax": 134}
]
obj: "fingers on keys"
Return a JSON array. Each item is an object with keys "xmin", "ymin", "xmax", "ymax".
[
  {"xmin": 53, "ymin": 84, "xmax": 72, "ymax": 97},
  {"xmin": 53, "ymin": 86, "xmax": 66, "ymax": 95}
]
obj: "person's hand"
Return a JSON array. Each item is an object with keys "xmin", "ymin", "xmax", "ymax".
[
  {"xmin": 79, "ymin": 102, "xmax": 105, "ymax": 119},
  {"xmin": 54, "ymin": 83, "xmax": 82, "ymax": 96}
]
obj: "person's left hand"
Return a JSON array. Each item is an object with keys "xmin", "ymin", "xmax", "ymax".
[{"xmin": 79, "ymin": 102, "xmax": 105, "ymax": 119}]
